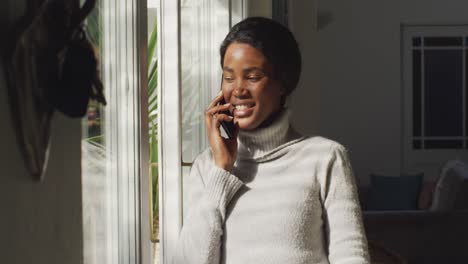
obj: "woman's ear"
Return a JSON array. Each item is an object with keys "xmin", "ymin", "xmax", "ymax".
[
  {"xmin": 281, "ymin": 87, "xmax": 287, "ymax": 96},
  {"xmin": 278, "ymin": 83, "xmax": 289, "ymax": 107},
  {"xmin": 279, "ymin": 84, "xmax": 287, "ymax": 96}
]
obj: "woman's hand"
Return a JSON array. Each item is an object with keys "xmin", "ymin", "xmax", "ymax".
[{"xmin": 205, "ymin": 93, "xmax": 238, "ymax": 172}]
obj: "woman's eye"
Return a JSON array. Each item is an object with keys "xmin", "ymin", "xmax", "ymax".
[
  {"xmin": 248, "ymin": 76, "xmax": 261, "ymax": 82},
  {"xmin": 224, "ymin": 77, "xmax": 234, "ymax": 82}
]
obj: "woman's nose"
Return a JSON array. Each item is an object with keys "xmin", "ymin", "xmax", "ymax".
[{"xmin": 232, "ymin": 80, "xmax": 249, "ymax": 97}]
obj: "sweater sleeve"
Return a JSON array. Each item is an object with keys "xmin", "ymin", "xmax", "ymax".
[
  {"xmin": 172, "ymin": 155, "xmax": 244, "ymax": 264},
  {"xmin": 320, "ymin": 143, "xmax": 370, "ymax": 264}
]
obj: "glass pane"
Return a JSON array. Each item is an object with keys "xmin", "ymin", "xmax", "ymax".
[
  {"xmin": 148, "ymin": 3, "xmax": 159, "ymax": 245},
  {"xmin": 424, "ymin": 49, "xmax": 463, "ymax": 136},
  {"xmin": 82, "ymin": 5, "xmax": 111, "ymax": 264},
  {"xmin": 181, "ymin": 1, "xmax": 209, "ymax": 163},
  {"xmin": 424, "ymin": 140, "xmax": 463, "ymax": 149},
  {"xmin": 424, "ymin": 37, "xmax": 463, "ymax": 47},
  {"xmin": 413, "ymin": 50, "xmax": 422, "ymax": 136},
  {"xmin": 180, "ymin": 0, "xmax": 230, "ymax": 163}
]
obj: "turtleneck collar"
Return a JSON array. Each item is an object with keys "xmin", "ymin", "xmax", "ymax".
[{"xmin": 237, "ymin": 109, "xmax": 305, "ymax": 162}]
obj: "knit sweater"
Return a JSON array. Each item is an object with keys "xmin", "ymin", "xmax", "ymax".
[{"xmin": 173, "ymin": 110, "xmax": 370, "ymax": 264}]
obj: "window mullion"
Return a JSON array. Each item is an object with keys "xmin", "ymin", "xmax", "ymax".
[
  {"xmin": 463, "ymin": 38, "xmax": 466, "ymax": 148},
  {"xmin": 159, "ymin": 0, "xmax": 182, "ymax": 263},
  {"xmin": 421, "ymin": 40, "xmax": 425, "ymax": 149}
]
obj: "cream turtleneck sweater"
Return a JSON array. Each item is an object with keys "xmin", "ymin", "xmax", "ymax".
[{"xmin": 173, "ymin": 110, "xmax": 370, "ymax": 264}]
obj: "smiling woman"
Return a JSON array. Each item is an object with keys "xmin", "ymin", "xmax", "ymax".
[
  {"xmin": 173, "ymin": 17, "xmax": 370, "ymax": 264},
  {"xmin": 221, "ymin": 43, "xmax": 283, "ymax": 130}
]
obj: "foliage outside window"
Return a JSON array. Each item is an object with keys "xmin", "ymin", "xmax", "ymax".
[{"xmin": 148, "ymin": 17, "xmax": 159, "ymax": 242}]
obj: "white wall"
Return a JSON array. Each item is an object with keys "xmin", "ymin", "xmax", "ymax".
[
  {"xmin": 246, "ymin": 1, "xmax": 321, "ymax": 136},
  {"xmin": 0, "ymin": 1, "xmax": 83, "ymax": 263},
  {"xmin": 247, "ymin": 0, "xmax": 272, "ymax": 18},
  {"xmin": 288, "ymin": 0, "xmax": 320, "ymax": 136},
  {"xmin": 317, "ymin": 0, "xmax": 468, "ymax": 185}
]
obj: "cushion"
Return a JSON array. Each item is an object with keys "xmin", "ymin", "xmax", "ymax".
[
  {"xmin": 454, "ymin": 180, "xmax": 468, "ymax": 210},
  {"xmin": 418, "ymin": 180, "xmax": 437, "ymax": 210},
  {"xmin": 431, "ymin": 160, "xmax": 468, "ymax": 211},
  {"xmin": 366, "ymin": 173, "xmax": 423, "ymax": 210}
]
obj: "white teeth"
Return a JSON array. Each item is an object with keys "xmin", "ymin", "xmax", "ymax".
[{"xmin": 235, "ymin": 104, "xmax": 252, "ymax": 110}]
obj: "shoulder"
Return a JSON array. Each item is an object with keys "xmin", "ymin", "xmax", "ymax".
[
  {"xmin": 283, "ymin": 136, "xmax": 351, "ymax": 174},
  {"xmin": 296, "ymin": 135, "xmax": 348, "ymax": 157}
]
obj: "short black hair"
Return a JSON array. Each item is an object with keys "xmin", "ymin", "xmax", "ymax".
[{"xmin": 220, "ymin": 17, "xmax": 302, "ymax": 97}]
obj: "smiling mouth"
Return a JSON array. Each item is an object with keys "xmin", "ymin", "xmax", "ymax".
[
  {"xmin": 234, "ymin": 103, "xmax": 255, "ymax": 110},
  {"xmin": 232, "ymin": 103, "xmax": 255, "ymax": 118}
]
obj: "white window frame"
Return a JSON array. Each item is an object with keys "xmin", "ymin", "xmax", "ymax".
[
  {"xmin": 158, "ymin": 1, "xmax": 182, "ymax": 263},
  {"xmin": 402, "ymin": 25, "xmax": 468, "ymax": 177},
  {"xmin": 88, "ymin": 0, "xmax": 151, "ymax": 263}
]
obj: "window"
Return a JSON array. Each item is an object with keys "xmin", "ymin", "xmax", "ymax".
[
  {"xmin": 82, "ymin": 0, "xmax": 151, "ymax": 263},
  {"xmin": 410, "ymin": 34, "xmax": 468, "ymax": 149},
  {"xmin": 402, "ymin": 25, "xmax": 468, "ymax": 176},
  {"xmin": 82, "ymin": 1, "xmax": 272, "ymax": 263}
]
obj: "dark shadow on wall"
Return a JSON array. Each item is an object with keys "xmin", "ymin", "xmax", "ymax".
[
  {"xmin": 0, "ymin": 1, "xmax": 31, "ymax": 52},
  {"xmin": 0, "ymin": 0, "xmax": 32, "ymax": 181},
  {"xmin": 0, "ymin": 1, "xmax": 11, "ymax": 49}
]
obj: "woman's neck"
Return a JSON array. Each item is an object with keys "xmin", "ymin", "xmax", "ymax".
[
  {"xmin": 257, "ymin": 107, "xmax": 284, "ymax": 129},
  {"xmin": 237, "ymin": 108, "xmax": 302, "ymax": 161}
]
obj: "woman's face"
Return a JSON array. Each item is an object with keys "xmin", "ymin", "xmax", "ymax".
[{"xmin": 222, "ymin": 42, "xmax": 284, "ymax": 130}]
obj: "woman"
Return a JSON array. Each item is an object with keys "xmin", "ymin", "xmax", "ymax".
[{"xmin": 173, "ymin": 17, "xmax": 370, "ymax": 264}]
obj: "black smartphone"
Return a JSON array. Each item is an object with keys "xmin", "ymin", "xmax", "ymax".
[
  {"xmin": 219, "ymin": 80, "xmax": 235, "ymax": 139},
  {"xmin": 219, "ymin": 98, "xmax": 235, "ymax": 138}
]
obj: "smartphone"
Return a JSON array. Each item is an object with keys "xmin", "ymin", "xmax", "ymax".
[
  {"xmin": 219, "ymin": 81, "xmax": 235, "ymax": 139},
  {"xmin": 219, "ymin": 98, "xmax": 235, "ymax": 138}
]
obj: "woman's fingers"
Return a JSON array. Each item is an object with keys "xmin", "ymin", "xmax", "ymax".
[
  {"xmin": 205, "ymin": 111, "xmax": 233, "ymax": 137},
  {"xmin": 206, "ymin": 92, "xmax": 224, "ymax": 110},
  {"xmin": 212, "ymin": 113, "xmax": 234, "ymax": 129},
  {"xmin": 207, "ymin": 113, "xmax": 234, "ymax": 132},
  {"xmin": 205, "ymin": 103, "xmax": 231, "ymax": 116},
  {"xmin": 205, "ymin": 93, "xmax": 227, "ymax": 123},
  {"xmin": 204, "ymin": 94, "xmax": 238, "ymax": 172}
]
